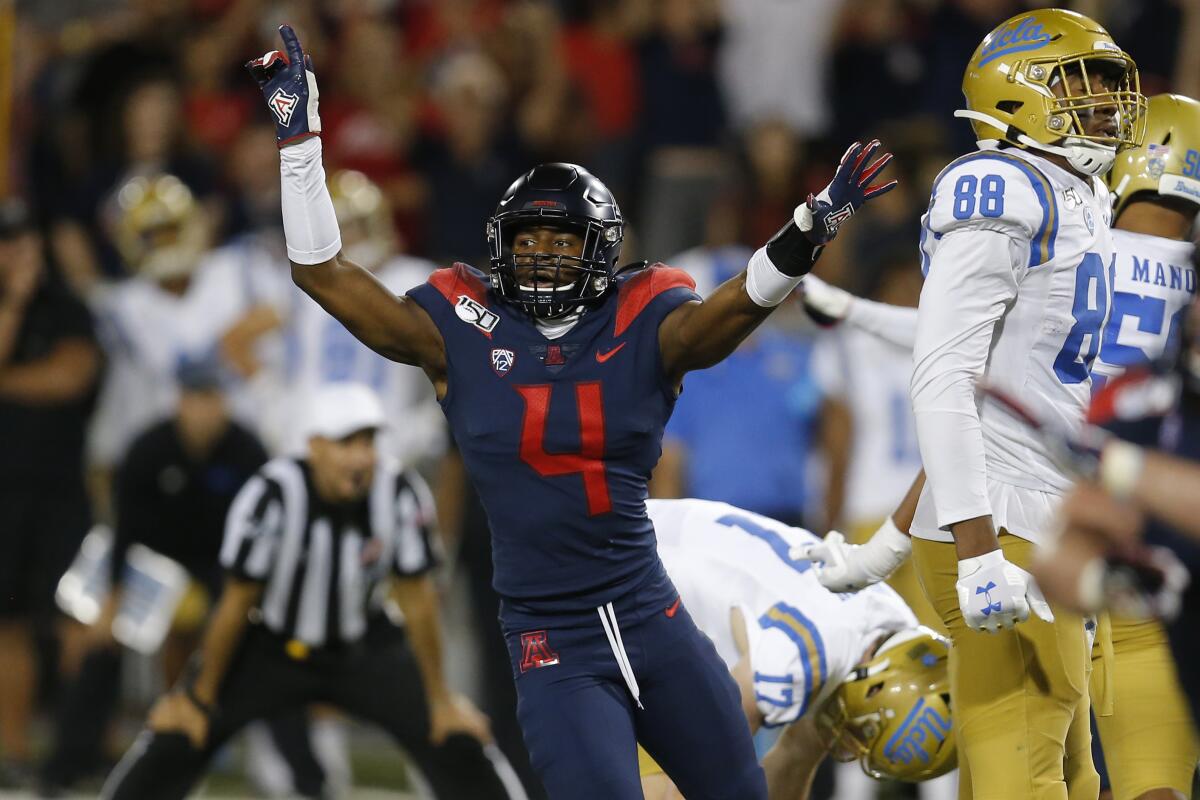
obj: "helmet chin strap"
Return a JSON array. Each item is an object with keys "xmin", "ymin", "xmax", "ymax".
[{"xmin": 955, "ymin": 108, "xmax": 1117, "ymax": 177}]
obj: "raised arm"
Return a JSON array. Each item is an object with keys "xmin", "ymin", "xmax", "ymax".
[
  {"xmin": 658, "ymin": 141, "xmax": 897, "ymax": 383},
  {"xmin": 247, "ymin": 27, "xmax": 445, "ymax": 381}
]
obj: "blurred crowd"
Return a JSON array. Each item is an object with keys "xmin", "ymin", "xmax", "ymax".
[{"xmin": 2, "ymin": 0, "xmax": 1199, "ymax": 796}]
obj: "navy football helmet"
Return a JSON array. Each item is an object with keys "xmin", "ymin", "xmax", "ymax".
[{"xmin": 487, "ymin": 163, "xmax": 624, "ymax": 319}]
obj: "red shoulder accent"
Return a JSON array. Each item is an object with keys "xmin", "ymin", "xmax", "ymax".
[
  {"xmin": 613, "ymin": 264, "xmax": 696, "ymax": 338},
  {"xmin": 427, "ymin": 262, "xmax": 490, "ymax": 308},
  {"xmin": 1087, "ymin": 367, "xmax": 1153, "ymax": 425}
]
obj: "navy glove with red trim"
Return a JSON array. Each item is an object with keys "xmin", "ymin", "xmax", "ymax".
[
  {"xmin": 246, "ymin": 25, "xmax": 321, "ymax": 147},
  {"xmin": 765, "ymin": 139, "xmax": 897, "ymax": 277},
  {"xmin": 805, "ymin": 139, "xmax": 898, "ymax": 244}
]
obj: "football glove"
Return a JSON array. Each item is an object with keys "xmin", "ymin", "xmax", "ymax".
[
  {"xmin": 803, "ymin": 139, "xmax": 898, "ymax": 245},
  {"xmin": 246, "ymin": 25, "xmax": 322, "ymax": 146},
  {"xmin": 800, "ymin": 274, "xmax": 853, "ymax": 327},
  {"xmin": 957, "ymin": 550, "xmax": 1054, "ymax": 633},
  {"xmin": 765, "ymin": 140, "xmax": 897, "ymax": 278},
  {"xmin": 1079, "ymin": 544, "xmax": 1190, "ymax": 621},
  {"xmin": 796, "ymin": 518, "xmax": 911, "ymax": 593}
]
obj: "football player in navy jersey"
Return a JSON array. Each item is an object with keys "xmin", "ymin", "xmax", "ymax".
[{"xmin": 247, "ymin": 26, "xmax": 896, "ymax": 799}]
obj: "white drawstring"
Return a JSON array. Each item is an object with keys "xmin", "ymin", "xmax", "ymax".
[{"xmin": 597, "ymin": 602, "xmax": 643, "ymax": 710}]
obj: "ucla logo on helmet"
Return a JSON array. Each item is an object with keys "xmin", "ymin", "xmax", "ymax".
[
  {"xmin": 882, "ymin": 697, "xmax": 952, "ymax": 767},
  {"xmin": 491, "ymin": 347, "xmax": 516, "ymax": 376},
  {"xmin": 978, "ymin": 17, "xmax": 1053, "ymax": 67}
]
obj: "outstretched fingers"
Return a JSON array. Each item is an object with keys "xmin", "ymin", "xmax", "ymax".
[
  {"xmin": 857, "ymin": 150, "xmax": 893, "ymax": 187},
  {"xmin": 862, "ymin": 178, "xmax": 899, "ymax": 199},
  {"xmin": 848, "ymin": 139, "xmax": 880, "ymax": 178},
  {"xmin": 837, "ymin": 141, "xmax": 864, "ymax": 172}
]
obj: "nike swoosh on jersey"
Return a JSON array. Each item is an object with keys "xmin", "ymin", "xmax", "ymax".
[
  {"xmin": 595, "ymin": 342, "xmax": 627, "ymax": 363},
  {"xmin": 665, "ymin": 596, "xmax": 681, "ymax": 618}
]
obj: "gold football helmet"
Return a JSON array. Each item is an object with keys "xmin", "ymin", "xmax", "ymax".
[
  {"xmin": 112, "ymin": 174, "xmax": 208, "ymax": 281},
  {"xmin": 959, "ymin": 9, "xmax": 1147, "ymax": 176},
  {"xmin": 1109, "ymin": 93, "xmax": 1200, "ymax": 219},
  {"xmin": 818, "ymin": 627, "xmax": 955, "ymax": 782},
  {"xmin": 328, "ymin": 169, "xmax": 397, "ymax": 271}
]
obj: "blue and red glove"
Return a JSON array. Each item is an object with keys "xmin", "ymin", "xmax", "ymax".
[
  {"xmin": 246, "ymin": 25, "xmax": 321, "ymax": 147},
  {"xmin": 805, "ymin": 139, "xmax": 898, "ymax": 244},
  {"xmin": 765, "ymin": 139, "xmax": 897, "ymax": 277}
]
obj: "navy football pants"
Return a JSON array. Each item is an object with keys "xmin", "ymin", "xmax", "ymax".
[{"xmin": 503, "ymin": 573, "xmax": 767, "ymax": 800}]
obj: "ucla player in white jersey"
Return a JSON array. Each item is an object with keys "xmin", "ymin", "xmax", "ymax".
[
  {"xmin": 803, "ymin": 93, "xmax": 1200, "ymax": 800},
  {"xmin": 88, "ymin": 174, "xmax": 288, "ymax": 467},
  {"xmin": 858, "ymin": 9, "xmax": 1144, "ymax": 800},
  {"xmin": 1068, "ymin": 93, "xmax": 1200, "ymax": 800},
  {"xmin": 279, "ymin": 170, "xmax": 445, "ymax": 464},
  {"xmin": 1096, "ymin": 96, "xmax": 1200, "ymax": 387},
  {"xmin": 634, "ymin": 499, "xmax": 954, "ymax": 800}
]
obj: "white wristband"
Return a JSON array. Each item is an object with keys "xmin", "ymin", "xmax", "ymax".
[
  {"xmin": 856, "ymin": 517, "xmax": 912, "ymax": 582},
  {"xmin": 279, "ymin": 137, "xmax": 342, "ymax": 265},
  {"xmin": 957, "ymin": 548, "xmax": 1005, "ymax": 579},
  {"xmin": 745, "ymin": 246, "xmax": 804, "ymax": 307},
  {"xmin": 873, "ymin": 517, "xmax": 912, "ymax": 556},
  {"xmin": 1098, "ymin": 440, "xmax": 1145, "ymax": 500}
]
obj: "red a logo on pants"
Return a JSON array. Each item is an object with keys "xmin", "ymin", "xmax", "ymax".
[{"xmin": 520, "ymin": 630, "xmax": 560, "ymax": 672}]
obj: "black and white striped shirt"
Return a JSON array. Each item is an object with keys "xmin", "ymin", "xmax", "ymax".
[{"xmin": 219, "ymin": 457, "xmax": 439, "ymax": 648}]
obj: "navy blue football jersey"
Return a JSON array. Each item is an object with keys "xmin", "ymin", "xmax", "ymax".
[
  {"xmin": 1089, "ymin": 369, "xmax": 1200, "ymax": 568},
  {"xmin": 407, "ymin": 262, "xmax": 700, "ymax": 604}
]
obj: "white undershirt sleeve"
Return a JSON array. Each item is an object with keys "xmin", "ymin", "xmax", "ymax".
[
  {"xmin": 279, "ymin": 137, "xmax": 342, "ymax": 265},
  {"xmin": 845, "ymin": 298, "xmax": 920, "ymax": 351},
  {"xmin": 910, "ymin": 228, "xmax": 1023, "ymax": 529}
]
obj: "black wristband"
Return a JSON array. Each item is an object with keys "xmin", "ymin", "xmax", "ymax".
[
  {"xmin": 184, "ymin": 684, "xmax": 213, "ymax": 717},
  {"xmin": 765, "ymin": 219, "xmax": 823, "ymax": 278}
]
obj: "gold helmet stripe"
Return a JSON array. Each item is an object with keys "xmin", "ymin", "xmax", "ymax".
[
  {"xmin": 927, "ymin": 151, "xmax": 1059, "ymax": 266},
  {"xmin": 759, "ymin": 602, "xmax": 827, "ymax": 715}
]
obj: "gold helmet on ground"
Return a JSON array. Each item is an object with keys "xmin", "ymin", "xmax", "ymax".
[
  {"xmin": 1109, "ymin": 93, "xmax": 1200, "ymax": 220},
  {"xmin": 112, "ymin": 174, "xmax": 208, "ymax": 281},
  {"xmin": 328, "ymin": 169, "xmax": 397, "ymax": 272},
  {"xmin": 958, "ymin": 8, "xmax": 1147, "ymax": 177},
  {"xmin": 818, "ymin": 626, "xmax": 955, "ymax": 782}
]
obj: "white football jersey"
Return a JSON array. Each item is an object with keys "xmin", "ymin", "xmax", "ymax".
[
  {"xmin": 87, "ymin": 240, "xmax": 288, "ymax": 466},
  {"xmin": 277, "ymin": 255, "xmax": 446, "ymax": 463},
  {"xmin": 911, "ymin": 147, "xmax": 1116, "ymax": 543},
  {"xmin": 647, "ymin": 498, "xmax": 916, "ymax": 728},
  {"xmin": 811, "ymin": 328, "xmax": 922, "ymax": 525},
  {"xmin": 1092, "ymin": 229, "xmax": 1196, "ymax": 383}
]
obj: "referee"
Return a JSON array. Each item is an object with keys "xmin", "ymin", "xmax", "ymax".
[{"xmin": 102, "ymin": 382, "xmax": 522, "ymax": 799}]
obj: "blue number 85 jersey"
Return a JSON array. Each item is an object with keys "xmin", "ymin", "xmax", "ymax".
[
  {"xmin": 407, "ymin": 263, "xmax": 699, "ymax": 608},
  {"xmin": 918, "ymin": 147, "xmax": 1115, "ymax": 493}
]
